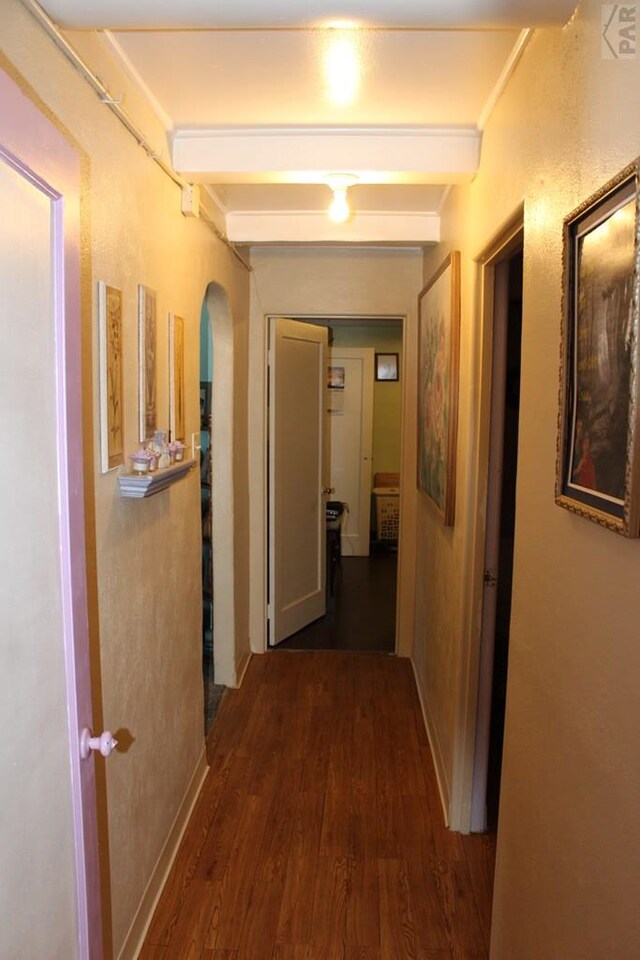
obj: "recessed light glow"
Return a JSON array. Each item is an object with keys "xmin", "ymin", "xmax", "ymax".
[{"xmin": 325, "ymin": 31, "xmax": 360, "ymax": 106}]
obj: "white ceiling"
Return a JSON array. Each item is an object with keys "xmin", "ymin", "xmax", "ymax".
[
  {"xmin": 40, "ymin": 0, "xmax": 578, "ymax": 30},
  {"xmin": 36, "ymin": 1, "xmax": 579, "ymax": 245}
]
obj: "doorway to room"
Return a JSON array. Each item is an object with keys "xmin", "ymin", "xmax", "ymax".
[
  {"xmin": 471, "ymin": 225, "xmax": 524, "ymax": 833},
  {"xmin": 200, "ymin": 282, "xmax": 238, "ymax": 731},
  {"xmin": 269, "ymin": 315, "xmax": 404, "ymax": 654}
]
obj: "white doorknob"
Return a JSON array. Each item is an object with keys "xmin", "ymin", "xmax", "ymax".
[{"xmin": 80, "ymin": 728, "xmax": 118, "ymax": 760}]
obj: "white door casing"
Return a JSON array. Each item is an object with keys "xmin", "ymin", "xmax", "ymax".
[
  {"xmin": 268, "ymin": 317, "xmax": 328, "ymax": 644},
  {"xmin": 328, "ymin": 347, "xmax": 374, "ymax": 556},
  {"xmin": 0, "ymin": 69, "xmax": 102, "ymax": 957}
]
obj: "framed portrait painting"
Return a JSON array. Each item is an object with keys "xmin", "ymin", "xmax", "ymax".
[
  {"xmin": 138, "ymin": 284, "xmax": 157, "ymax": 443},
  {"xmin": 556, "ymin": 160, "xmax": 640, "ymax": 536},
  {"xmin": 418, "ymin": 251, "xmax": 461, "ymax": 525},
  {"xmin": 98, "ymin": 282, "xmax": 124, "ymax": 472}
]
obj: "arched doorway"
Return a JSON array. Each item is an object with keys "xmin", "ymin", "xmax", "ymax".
[{"xmin": 200, "ymin": 282, "xmax": 237, "ymax": 727}]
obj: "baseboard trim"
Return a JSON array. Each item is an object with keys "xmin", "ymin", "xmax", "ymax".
[
  {"xmin": 410, "ymin": 656, "xmax": 451, "ymax": 827},
  {"xmin": 234, "ymin": 650, "xmax": 252, "ymax": 688},
  {"xmin": 117, "ymin": 745, "xmax": 209, "ymax": 960}
]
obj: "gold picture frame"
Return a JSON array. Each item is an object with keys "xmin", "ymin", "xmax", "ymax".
[
  {"xmin": 418, "ymin": 251, "xmax": 461, "ymax": 526},
  {"xmin": 138, "ymin": 284, "xmax": 157, "ymax": 443},
  {"xmin": 169, "ymin": 313, "xmax": 185, "ymax": 442},
  {"xmin": 556, "ymin": 160, "xmax": 640, "ymax": 537},
  {"xmin": 98, "ymin": 282, "xmax": 124, "ymax": 472}
]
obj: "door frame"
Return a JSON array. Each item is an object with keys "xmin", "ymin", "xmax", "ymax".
[
  {"xmin": 252, "ymin": 313, "xmax": 408, "ymax": 656},
  {"xmin": 450, "ymin": 207, "xmax": 524, "ymax": 833},
  {"xmin": 0, "ymin": 68, "xmax": 102, "ymax": 955}
]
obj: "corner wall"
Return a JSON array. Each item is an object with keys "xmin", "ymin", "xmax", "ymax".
[
  {"xmin": 414, "ymin": 2, "xmax": 640, "ymax": 956},
  {"xmin": 0, "ymin": 3, "xmax": 250, "ymax": 955}
]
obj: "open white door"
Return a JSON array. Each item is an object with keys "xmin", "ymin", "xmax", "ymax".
[
  {"xmin": 0, "ymin": 70, "xmax": 103, "ymax": 958},
  {"xmin": 269, "ymin": 318, "xmax": 328, "ymax": 645},
  {"xmin": 328, "ymin": 346, "xmax": 374, "ymax": 556}
]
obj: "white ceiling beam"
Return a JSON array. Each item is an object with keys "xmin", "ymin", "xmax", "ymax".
[
  {"xmin": 39, "ymin": 0, "xmax": 578, "ymax": 30},
  {"xmin": 226, "ymin": 210, "xmax": 440, "ymax": 244},
  {"xmin": 172, "ymin": 127, "xmax": 481, "ymax": 184}
]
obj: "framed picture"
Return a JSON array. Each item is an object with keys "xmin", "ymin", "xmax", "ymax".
[
  {"xmin": 98, "ymin": 282, "xmax": 124, "ymax": 472},
  {"xmin": 169, "ymin": 313, "xmax": 185, "ymax": 441},
  {"xmin": 418, "ymin": 251, "xmax": 461, "ymax": 525},
  {"xmin": 375, "ymin": 353, "xmax": 399, "ymax": 381},
  {"xmin": 556, "ymin": 160, "xmax": 640, "ymax": 536},
  {"xmin": 138, "ymin": 284, "xmax": 157, "ymax": 443},
  {"xmin": 327, "ymin": 365, "xmax": 345, "ymax": 389}
]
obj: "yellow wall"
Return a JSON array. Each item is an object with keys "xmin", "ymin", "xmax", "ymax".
[
  {"xmin": 415, "ymin": 2, "xmax": 640, "ymax": 956},
  {"xmin": 0, "ymin": 4, "xmax": 250, "ymax": 956}
]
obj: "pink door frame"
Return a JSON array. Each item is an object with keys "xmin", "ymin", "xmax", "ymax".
[{"xmin": 0, "ymin": 68, "xmax": 102, "ymax": 958}]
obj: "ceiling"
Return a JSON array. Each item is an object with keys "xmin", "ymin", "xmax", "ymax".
[{"xmin": 37, "ymin": 0, "xmax": 578, "ymax": 246}]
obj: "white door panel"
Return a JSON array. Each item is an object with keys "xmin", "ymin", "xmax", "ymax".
[
  {"xmin": 269, "ymin": 318, "xmax": 328, "ymax": 644},
  {"xmin": 328, "ymin": 348, "xmax": 374, "ymax": 556},
  {"xmin": 1, "ymin": 67, "xmax": 102, "ymax": 958}
]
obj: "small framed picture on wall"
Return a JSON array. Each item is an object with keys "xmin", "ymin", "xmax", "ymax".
[{"xmin": 375, "ymin": 353, "xmax": 399, "ymax": 381}]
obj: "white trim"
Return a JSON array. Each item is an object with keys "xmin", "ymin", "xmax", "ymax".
[
  {"xmin": 477, "ymin": 29, "xmax": 533, "ymax": 131},
  {"xmin": 117, "ymin": 746, "xmax": 209, "ymax": 960},
  {"xmin": 410, "ymin": 657, "xmax": 450, "ymax": 826},
  {"xmin": 449, "ymin": 212, "xmax": 525, "ymax": 833},
  {"xmin": 234, "ymin": 651, "xmax": 253, "ymax": 688},
  {"xmin": 172, "ymin": 125, "xmax": 481, "ymax": 183},
  {"xmin": 227, "ymin": 209, "xmax": 440, "ymax": 244}
]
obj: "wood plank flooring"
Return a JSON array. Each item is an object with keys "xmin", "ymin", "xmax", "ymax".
[
  {"xmin": 141, "ymin": 652, "xmax": 495, "ymax": 960},
  {"xmin": 277, "ymin": 553, "xmax": 397, "ymax": 652}
]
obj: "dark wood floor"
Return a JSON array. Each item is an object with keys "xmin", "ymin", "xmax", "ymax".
[
  {"xmin": 140, "ymin": 652, "xmax": 495, "ymax": 960},
  {"xmin": 277, "ymin": 550, "xmax": 397, "ymax": 652}
]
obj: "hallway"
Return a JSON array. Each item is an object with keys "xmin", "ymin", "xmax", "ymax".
[{"xmin": 140, "ymin": 652, "xmax": 495, "ymax": 959}]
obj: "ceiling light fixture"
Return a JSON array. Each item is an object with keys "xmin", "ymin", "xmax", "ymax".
[{"xmin": 326, "ymin": 174, "xmax": 358, "ymax": 223}]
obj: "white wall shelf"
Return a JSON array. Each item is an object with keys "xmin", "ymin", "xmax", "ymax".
[{"xmin": 118, "ymin": 459, "xmax": 196, "ymax": 499}]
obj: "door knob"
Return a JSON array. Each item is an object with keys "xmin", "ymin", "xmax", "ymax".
[
  {"xmin": 322, "ymin": 486, "xmax": 335, "ymax": 496},
  {"xmin": 80, "ymin": 728, "xmax": 118, "ymax": 760}
]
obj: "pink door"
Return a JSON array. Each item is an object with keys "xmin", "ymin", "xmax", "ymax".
[{"xmin": 0, "ymin": 68, "xmax": 103, "ymax": 957}]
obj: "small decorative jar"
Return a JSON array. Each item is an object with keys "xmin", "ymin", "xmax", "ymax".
[
  {"xmin": 171, "ymin": 440, "xmax": 185, "ymax": 462},
  {"xmin": 130, "ymin": 449, "xmax": 153, "ymax": 474}
]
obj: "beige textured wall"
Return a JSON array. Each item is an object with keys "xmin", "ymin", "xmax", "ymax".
[
  {"xmin": 0, "ymin": 4, "xmax": 250, "ymax": 956},
  {"xmin": 249, "ymin": 247, "xmax": 422, "ymax": 656},
  {"xmin": 415, "ymin": 2, "xmax": 640, "ymax": 956},
  {"xmin": 331, "ymin": 324, "xmax": 403, "ymax": 477}
]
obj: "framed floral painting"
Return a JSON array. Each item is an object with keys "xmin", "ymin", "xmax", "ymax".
[
  {"xmin": 98, "ymin": 282, "xmax": 124, "ymax": 472},
  {"xmin": 418, "ymin": 251, "xmax": 461, "ymax": 525},
  {"xmin": 169, "ymin": 313, "xmax": 185, "ymax": 442},
  {"xmin": 138, "ymin": 284, "xmax": 157, "ymax": 443}
]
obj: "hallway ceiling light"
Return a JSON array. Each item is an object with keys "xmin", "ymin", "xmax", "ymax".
[{"xmin": 326, "ymin": 173, "xmax": 358, "ymax": 223}]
